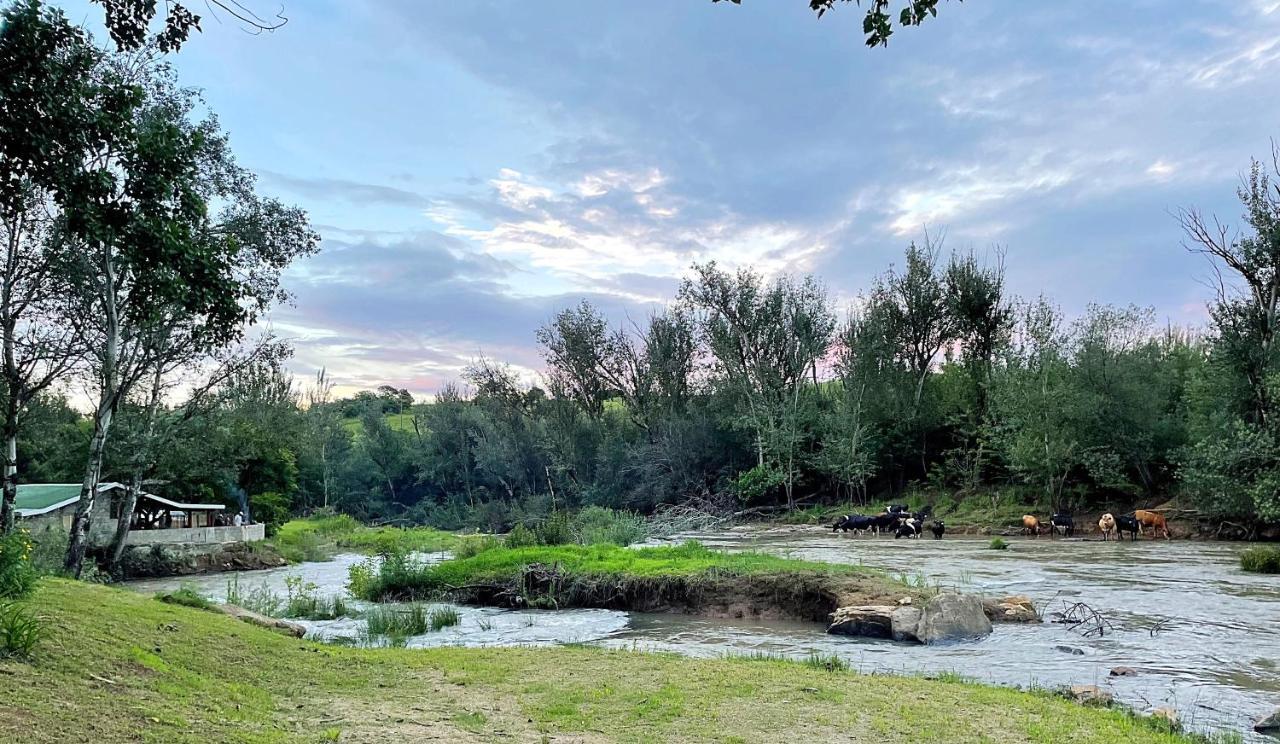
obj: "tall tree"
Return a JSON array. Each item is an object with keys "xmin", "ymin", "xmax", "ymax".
[{"xmin": 58, "ymin": 60, "xmax": 317, "ymax": 576}]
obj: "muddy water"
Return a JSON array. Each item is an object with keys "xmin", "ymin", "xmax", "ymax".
[{"xmin": 125, "ymin": 531, "xmax": 1279, "ymax": 740}]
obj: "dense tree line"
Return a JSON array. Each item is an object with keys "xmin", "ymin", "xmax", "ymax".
[{"xmin": 22, "ymin": 156, "xmax": 1280, "ymax": 538}]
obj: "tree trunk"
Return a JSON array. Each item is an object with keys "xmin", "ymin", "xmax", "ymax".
[
  {"xmin": 107, "ymin": 474, "xmax": 141, "ymax": 570},
  {"xmin": 1, "ymin": 420, "xmax": 16, "ymax": 534},
  {"xmin": 65, "ymin": 404, "xmax": 113, "ymax": 577}
]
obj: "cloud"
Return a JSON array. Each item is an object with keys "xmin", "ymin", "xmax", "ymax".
[{"xmin": 258, "ymin": 170, "xmax": 432, "ymax": 209}]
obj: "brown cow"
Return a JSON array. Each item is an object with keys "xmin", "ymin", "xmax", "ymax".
[
  {"xmin": 1021, "ymin": 514, "xmax": 1042, "ymax": 537},
  {"xmin": 1135, "ymin": 509, "xmax": 1171, "ymax": 540},
  {"xmin": 1098, "ymin": 513, "xmax": 1116, "ymax": 541}
]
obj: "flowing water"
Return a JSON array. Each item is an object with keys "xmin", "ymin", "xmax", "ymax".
[{"xmin": 126, "ymin": 530, "xmax": 1280, "ymax": 740}]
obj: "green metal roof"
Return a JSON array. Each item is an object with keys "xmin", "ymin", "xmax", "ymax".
[
  {"xmin": 14, "ymin": 484, "xmax": 82, "ymax": 512},
  {"xmin": 15, "ymin": 483, "xmax": 126, "ymax": 516}
]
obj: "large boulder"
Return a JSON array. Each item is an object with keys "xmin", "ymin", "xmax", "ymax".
[
  {"xmin": 1256, "ymin": 706, "xmax": 1280, "ymax": 734},
  {"xmin": 916, "ymin": 593, "xmax": 992, "ymax": 644},
  {"xmin": 827, "ymin": 605, "xmax": 895, "ymax": 638},
  {"xmin": 890, "ymin": 606, "xmax": 923, "ymax": 643},
  {"xmin": 1069, "ymin": 685, "xmax": 1114, "ymax": 706},
  {"xmin": 981, "ymin": 595, "xmax": 1040, "ymax": 624}
]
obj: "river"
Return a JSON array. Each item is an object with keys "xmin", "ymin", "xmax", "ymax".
[{"xmin": 125, "ymin": 529, "xmax": 1279, "ymax": 741}]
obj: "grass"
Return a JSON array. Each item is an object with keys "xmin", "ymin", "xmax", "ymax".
[
  {"xmin": 352, "ymin": 540, "xmax": 879, "ymax": 601},
  {"xmin": 270, "ymin": 515, "xmax": 459, "ymax": 563},
  {"xmin": 989, "ymin": 537, "xmax": 1010, "ymax": 550},
  {"xmin": 428, "ymin": 605, "xmax": 460, "ymax": 631},
  {"xmin": 156, "ymin": 583, "xmax": 215, "ymax": 611},
  {"xmin": 1240, "ymin": 545, "xmax": 1280, "ymax": 573},
  {"xmin": 0, "ymin": 578, "xmax": 1214, "ymax": 743},
  {"xmin": 364, "ymin": 603, "xmax": 429, "ymax": 638},
  {"xmin": 0, "ymin": 601, "xmax": 41, "ymax": 659}
]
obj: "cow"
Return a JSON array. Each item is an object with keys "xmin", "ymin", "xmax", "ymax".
[
  {"xmin": 832, "ymin": 515, "xmax": 873, "ymax": 535},
  {"xmin": 886, "ymin": 504, "xmax": 910, "ymax": 514},
  {"xmin": 1135, "ymin": 509, "xmax": 1171, "ymax": 540},
  {"xmin": 1049, "ymin": 513, "xmax": 1074, "ymax": 538},
  {"xmin": 1021, "ymin": 514, "xmax": 1043, "ymax": 537},
  {"xmin": 870, "ymin": 512, "xmax": 902, "ymax": 536},
  {"xmin": 894, "ymin": 518, "xmax": 920, "ymax": 539},
  {"xmin": 1098, "ymin": 513, "xmax": 1117, "ymax": 541},
  {"xmin": 1115, "ymin": 514, "xmax": 1140, "ymax": 542},
  {"xmin": 930, "ymin": 520, "xmax": 946, "ymax": 539}
]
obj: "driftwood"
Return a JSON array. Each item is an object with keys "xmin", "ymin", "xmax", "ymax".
[{"xmin": 1051, "ymin": 601, "xmax": 1115, "ymax": 638}]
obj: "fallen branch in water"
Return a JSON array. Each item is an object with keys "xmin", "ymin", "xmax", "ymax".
[{"xmin": 1052, "ymin": 601, "xmax": 1115, "ymax": 638}]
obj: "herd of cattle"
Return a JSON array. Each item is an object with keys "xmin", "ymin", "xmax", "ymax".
[{"xmin": 832, "ymin": 506, "xmax": 1173, "ymax": 540}]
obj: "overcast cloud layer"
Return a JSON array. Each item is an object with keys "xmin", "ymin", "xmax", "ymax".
[{"xmin": 60, "ymin": 0, "xmax": 1280, "ymax": 397}]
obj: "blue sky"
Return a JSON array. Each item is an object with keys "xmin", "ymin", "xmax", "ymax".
[{"xmin": 59, "ymin": 0, "xmax": 1280, "ymax": 397}]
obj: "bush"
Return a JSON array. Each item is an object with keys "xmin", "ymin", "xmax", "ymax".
[
  {"xmin": 503, "ymin": 524, "xmax": 539, "ymax": 549},
  {"xmin": 27, "ymin": 527, "xmax": 68, "ymax": 575},
  {"xmin": 455, "ymin": 535, "xmax": 502, "ymax": 559},
  {"xmin": 1240, "ymin": 546, "xmax": 1280, "ymax": 574},
  {"xmin": 533, "ymin": 511, "xmax": 574, "ymax": 546},
  {"xmin": 989, "ymin": 537, "xmax": 1009, "ymax": 551},
  {"xmin": 0, "ymin": 602, "xmax": 41, "ymax": 658},
  {"xmin": 282, "ymin": 575, "xmax": 350, "ymax": 620},
  {"xmin": 0, "ymin": 531, "xmax": 37, "ymax": 600},
  {"xmin": 225, "ymin": 574, "xmax": 284, "ymax": 617},
  {"xmin": 571, "ymin": 506, "xmax": 648, "ymax": 547}
]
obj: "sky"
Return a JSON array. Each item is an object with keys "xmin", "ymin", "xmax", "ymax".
[{"xmin": 57, "ymin": 0, "xmax": 1280, "ymax": 399}]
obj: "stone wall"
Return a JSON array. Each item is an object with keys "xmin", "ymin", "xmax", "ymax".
[{"xmin": 123, "ymin": 523, "xmax": 265, "ymax": 546}]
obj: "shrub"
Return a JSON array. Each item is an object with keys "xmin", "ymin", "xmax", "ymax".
[
  {"xmin": 455, "ymin": 535, "xmax": 502, "ymax": 559},
  {"xmin": 1240, "ymin": 546, "xmax": 1280, "ymax": 574},
  {"xmin": 534, "ymin": 511, "xmax": 574, "ymax": 546},
  {"xmin": 282, "ymin": 575, "xmax": 350, "ymax": 620},
  {"xmin": 0, "ymin": 602, "xmax": 41, "ymax": 659},
  {"xmin": 503, "ymin": 524, "xmax": 539, "ymax": 549},
  {"xmin": 989, "ymin": 537, "xmax": 1009, "ymax": 551},
  {"xmin": 27, "ymin": 527, "xmax": 68, "ymax": 575},
  {"xmin": 0, "ymin": 531, "xmax": 37, "ymax": 600},
  {"xmin": 572, "ymin": 506, "xmax": 648, "ymax": 547}
]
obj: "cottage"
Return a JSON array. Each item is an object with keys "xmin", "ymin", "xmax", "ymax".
[{"xmin": 15, "ymin": 483, "xmax": 264, "ymax": 547}]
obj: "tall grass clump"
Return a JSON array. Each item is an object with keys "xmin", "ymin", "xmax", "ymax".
[
  {"xmin": 989, "ymin": 537, "xmax": 1009, "ymax": 551},
  {"xmin": 0, "ymin": 531, "xmax": 37, "ymax": 600},
  {"xmin": 364, "ymin": 603, "xmax": 429, "ymax": 637},
  {"xmin": 160, "ymin": 583, "xmax": 215, "ymax": 610},
  {"xmin": 429, "ymin": 605, "xmax": 461, "ymax": 631},
  {"xmin": 225, "ymin": 574, "xmax": 284, "ymax": 616},
  {"xmin": 0, "ymin": 602, "xmax": 41, "ymax": 658},
  {"xmin": 1240, "ymin": 546, "xmax": 1280, "ymax": 574},
  {"xmin": 571, "ymin": 506, "xmax": 648, "ymax": 547},
  {"xmin": 283, "ymin": 576, "xmax": 350, "ymax": 620}
]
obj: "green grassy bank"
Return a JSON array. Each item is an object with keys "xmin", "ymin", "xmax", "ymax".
[
  {"xmin": 350, "ymin": 541, "xmax": 923, "ymax": 619},
  {"xmin": 0, "ymin": 579, "xmax": 1209, "ymax": 743}
]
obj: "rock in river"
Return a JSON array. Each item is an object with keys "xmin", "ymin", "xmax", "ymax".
[
  {"xmin": 829, "ymin": 593, "xmax": 992, "ymax": 644},
  {"xmin": 827, "ymin": 605, "xmax": 895, "ymax": 638},
  {"xmin": 916, "ymin": 593, "xmax": 993, "ymax": 644},
  {"xmin": 981, "ymin": 595, "xmax": 1040, "ymax": 624},
  {"xmin": 1256, "ymin": 706, "xmax": 1280, "ymax": 733}
]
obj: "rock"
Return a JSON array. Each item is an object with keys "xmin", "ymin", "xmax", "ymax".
[
  {"xmin": 916, "ymin": 593, "xmax": 993, "ymax": 644},
  {"xmin": 218, "ymin": 604, "xmax": 306, "ymax": 638},
  {"xmin": 890, "ymin": 606, "xmax": 922, "ymax": 643},
  {"xmin": 981, "ymin": 595, "xmax": 1040, "ymax": 624},
  {"xmin": 1054, "ymin": 645, "xmax": 1086, "ymax": 656},
  {"xmin": 1153, "ymin": 707, "xmax": 1178, "ymax": 726},
  {"xmin": 1068, "ymin": 685, "xmax": 1113, "ymax": 706},
  {"xmin": 1109, "ymin": 666, "xmax": 1138, "ymax": 677},
  {"xmin": 1256, "ymin": 706, "xmax": 1280, "ymax": 733},
  {"xmin": 827, "ymin": 605, "xmax": 895, "ymax": 638},
  {"xmin": 897, "ymin": 596, "xmax": 914, "ymax": 606}
]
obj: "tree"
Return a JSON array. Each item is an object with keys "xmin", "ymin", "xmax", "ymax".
[
  {"xmin": 714, "ymin": 0, "xmax": 957, "ymax": 47},
  {"xmin": 680, "ymin": 263, "xmax": 834, "ymax": 508},
  {"xmin": 90, "ymin": 0, "xmax": 287, "ymax": 52},
  {"xmin": 56, "ymin": 56, "xmax": 317, "ymax": 575}
]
